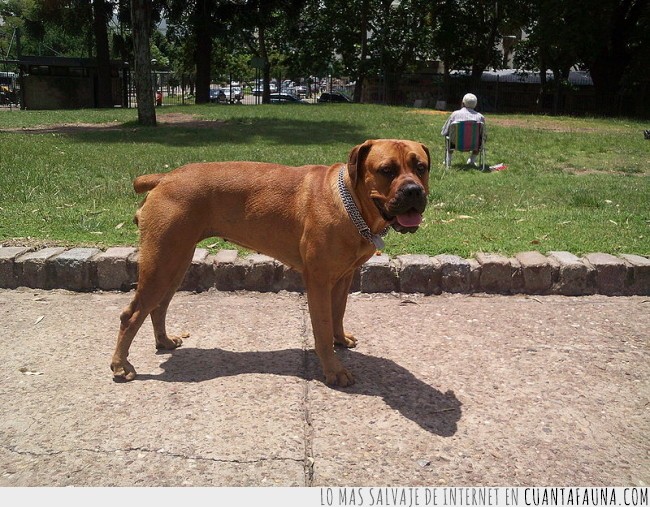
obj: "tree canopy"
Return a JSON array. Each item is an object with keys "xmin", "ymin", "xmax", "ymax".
[{"xmin": 1, "ymin": 0, "xmax": 648, "ymax": 114}]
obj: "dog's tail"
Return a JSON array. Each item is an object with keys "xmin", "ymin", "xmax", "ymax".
[{"xmin": 133, "ymin": 173, "xmax": 165, "ymax": 194}]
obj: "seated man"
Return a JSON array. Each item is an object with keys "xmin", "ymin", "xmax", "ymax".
[{"xmin": 441, "ymin": 93, "xmax": 485, "ymax": 166}]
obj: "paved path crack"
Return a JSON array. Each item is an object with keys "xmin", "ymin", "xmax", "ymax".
[
  {"xmin": 3, "ymin": 444, "xmax": 303, "ymax": 466},
  {"xmin": 299, "ymin": 294, "xmax": 315, "ymax": 487}
]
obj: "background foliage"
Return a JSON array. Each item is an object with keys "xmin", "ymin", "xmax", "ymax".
[{"xmin": 1, "ymin": 0, "xmax": 648, "ymax": 110}]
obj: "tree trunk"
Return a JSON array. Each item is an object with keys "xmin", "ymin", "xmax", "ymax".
[
  {"xmin": 93, "ymin": 0, "xmax": 113, "ymax": 108},
  {"xmin": 194, "ymin": 0, "xmax": 212, "ymax": 104},
  {"xmin": 538, "ymin": 56, "xmax": 548, "ymax": 113},
  {"xmin": 259, "ymin": 23, "xmax": 271, "ymax": 104},
  {"xmin": 131, "ymin": 0, "xmax": 156, "ymax": 126},
  {"xmin": 585, "ymin": 0, "xmax": 647, "ymax": 115},
  {"xmin": 353, "ymin": 0, "xmax": 369, "ymax": 103},
  {"xmin": 442, "ymin": 52, "xmax": 452, "ymax": 105}
]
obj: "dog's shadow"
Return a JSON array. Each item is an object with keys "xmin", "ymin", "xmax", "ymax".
[{"xmin": 138, "ymin": 347, "xmax": 462, "ymax": 437}]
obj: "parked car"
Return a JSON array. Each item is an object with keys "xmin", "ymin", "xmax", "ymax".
[
  {"xmin": 209, "ymin": 88, "xmax": 227, "ymax": 103},
  {"xmin": 318, "ymin": 92, "xmax": 352, "ymax": 103},
  {"xmin": 220, "ymin": 86, "xmax": 243, "ymax": 102},
  {"xmin": 252, "ymin": 83, "xmax": 277, "ymax": 96},
  {"xmin": 269, "ymin": 93, "xmax": 309, "ymax": 104}
]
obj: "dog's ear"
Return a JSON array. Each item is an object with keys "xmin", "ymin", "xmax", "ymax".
[{"xmin": 347, "ymin": 140, "xmax": 374, "ymax": 186}]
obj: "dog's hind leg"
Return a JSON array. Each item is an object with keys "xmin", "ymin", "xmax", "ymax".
[
  {"xmin": 150, "ymin": 250, "xmax": 195, "ymax": 350},
  {"xmin": 111, "ymin": 296, "xmax": 150, "ymax": 381},
  {"xmin": 111, "ymin": 240, "xmax": 195, "ymax": 381}
]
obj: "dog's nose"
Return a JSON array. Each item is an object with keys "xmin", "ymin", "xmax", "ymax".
[{"xmin": 399, "ymin": 182, "xmax": 425, "ymax": 200}]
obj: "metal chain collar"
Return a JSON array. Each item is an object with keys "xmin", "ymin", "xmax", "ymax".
[{"xmin": 337, "ymin": 166, "xmax": 389, "ymax": 250}]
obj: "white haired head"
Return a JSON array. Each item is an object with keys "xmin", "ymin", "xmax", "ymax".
[{"xmin": 462, "ymin": 93, "xmax": 478, "ymax": 109}]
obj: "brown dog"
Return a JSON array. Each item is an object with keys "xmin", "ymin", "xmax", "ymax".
[{"xmin": 111, "ymin": 139, "xmax": 430, "ymax": 386}]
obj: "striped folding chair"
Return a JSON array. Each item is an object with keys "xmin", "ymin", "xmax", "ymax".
[{"xmin": 444, "ymin": 120, "xmax": 486, "ymax": 168}]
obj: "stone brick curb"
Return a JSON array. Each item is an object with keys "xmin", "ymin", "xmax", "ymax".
[{"xmin": 1, "ymin": 246, "xmax": 648, "ymax": 296}]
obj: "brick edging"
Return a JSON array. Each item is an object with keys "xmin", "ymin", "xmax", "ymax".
[{"xmin": 0, "ymin": 246, "xmax": 648, "ymax": 296}]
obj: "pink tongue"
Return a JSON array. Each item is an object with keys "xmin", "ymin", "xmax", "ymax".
[{"xmin": 396, "ymin": 210, "xmax": 422, "ymax": 227}]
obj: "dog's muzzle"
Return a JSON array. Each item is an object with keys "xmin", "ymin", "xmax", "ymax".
[{"xmin": 379, "ymin": 182, "xmax": 427, "ymax": 234}]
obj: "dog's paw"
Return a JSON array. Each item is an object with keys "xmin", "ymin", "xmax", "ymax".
[
  {"xmin": 324, "ymin": 366, "xmax": 355, "ymax": 387},
  {"xmin": 111, "ymin": 360, "xmax": 137, "ymax": 382},
  {"xmin": 334, "ymin": 332, "xmax": 358, "ymax": 349},
  {"xmin": 155, "ymin": 333, "xmax": 185, "ymax": 350}
]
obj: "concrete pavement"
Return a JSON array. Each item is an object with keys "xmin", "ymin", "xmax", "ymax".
[{"xmin": 0, "ymin": 288, "xmax": 648, "ymax": 486}]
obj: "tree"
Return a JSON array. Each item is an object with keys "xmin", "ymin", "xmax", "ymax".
[
  {"xmin": 92, "ymin": 0, "xmax": 114, "ymax": 108},
  {"xmin": 431, "ymin": 0, "xmax": 530, "ymax": 102},
  {"xmin": 9, "ymin": 0, "xmax": 645, "ymax": 115},
  {"xmin": 2, "ymin": 0, "xmax": 93, "ymax": 57},
  {"xmin": 131, "ymin": 0, "xmax": 156, "ymax": 125},
  {"xmin": 192, "ymin": 0, "xmax": 214, "ymax": 103},
  {"xmin": 514, "ymin": 0, "xmax": 581, "ymax": 114},
  {"xmin": 0, "ymin": 0, "xmax": 33, "ymax": 58},
  {"xmin": 576, "ymin": 0, "xmax": 649, "ymax": 112},
  {"xmin": 283, "ymin": 0, "xmax": 339, "ymax": 80},
  {"xmin": 291, "ymin": 0, "xmax": 433, "ymax": 103},
  {"xmin": 165, "ymin": 0, "xmax": 237, "ymax": 104},
  {"xmin": 367, "ymin": 0, "xmax": 433, "ymax": 103},
  {"xmin": 161, "ymin": 2, "xmax": 196, "ymax": 96},
  {"xmin": 516, "ymin": 0, "xmax": 649, "ymax": 115},
  {"xmin": 231, "ymin": 0, "xmax": 306, "ymax": 103}
]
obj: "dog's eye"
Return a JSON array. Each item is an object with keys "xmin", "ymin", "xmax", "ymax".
[
  {"xmin": 415, "ymin": 161, "xmax": 428, "ymax": 174},
  {"xmin": 379, "ymin": 165, "xmax": 397, "ymax": 178}
]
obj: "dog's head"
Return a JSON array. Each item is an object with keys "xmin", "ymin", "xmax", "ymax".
[{"xmin": 347, "ymin": 139, "xmax": 430, "ymax": 233}]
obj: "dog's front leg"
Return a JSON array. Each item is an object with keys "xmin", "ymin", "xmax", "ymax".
[
  {"xmin": 305, "ymin": 276, "xmax": 355, "ymax": 387},
  {"xmin": 332, "ymin": 273, "xmax": 357, "ymax": 349}
]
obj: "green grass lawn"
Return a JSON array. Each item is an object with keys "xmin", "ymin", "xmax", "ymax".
[{"xmin": 0, "ymin": 104, "xmax": 648, "ymax": 257}]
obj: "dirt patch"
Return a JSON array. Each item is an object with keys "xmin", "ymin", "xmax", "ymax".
[
  {"xmin": 0, "ymin": 121, "xmax": 124, "ymax": 134},
  {"xmin": 562, "ymin": 167, "xmax": 645, "ymax": 177},
  {"xmin": 487, "ymin": 117, "xmax": 607, "ymax": 133},
  {"xmin": 0, "ymin": 112, "xmax": 224, "ymax": 134},
  {"xmin": 409, "ymin": 109, "xmax": 450, "ymax": 116},
  {"xmin": 411, "ymin": 111, "xmax": 634, "ymax": 134},
  {"xmin": 157, "ymin": 112, "xmax": 224, "ymax": 129}
]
